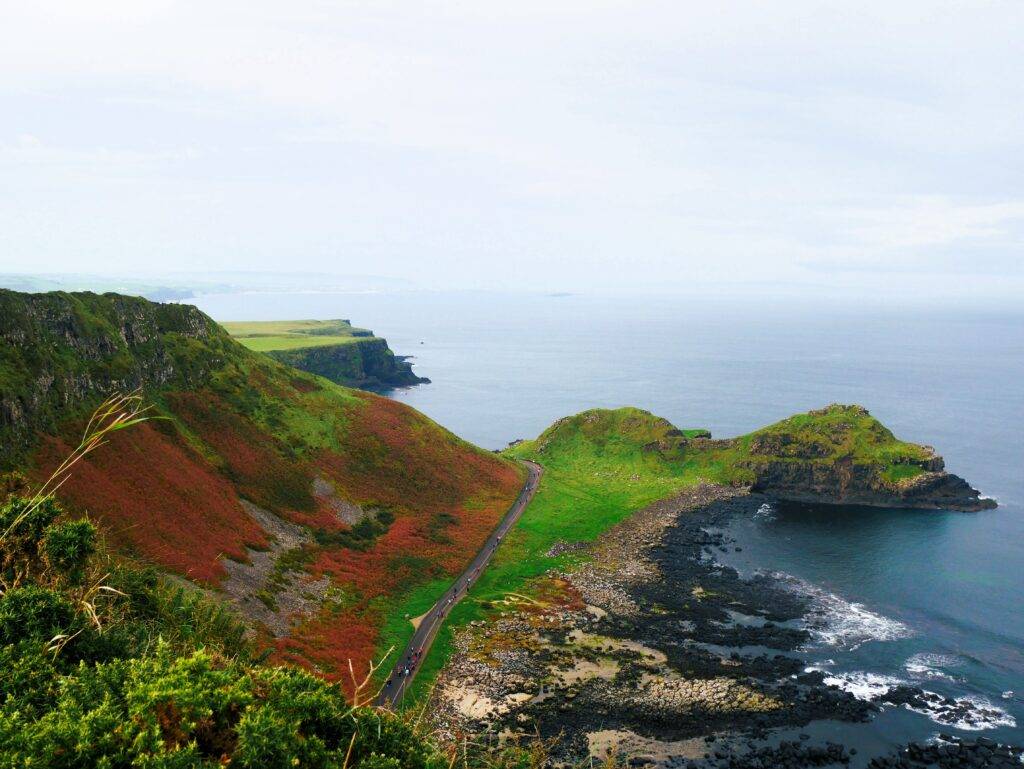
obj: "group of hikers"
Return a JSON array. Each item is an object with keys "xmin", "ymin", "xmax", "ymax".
[
  {"xmin": 383, "ymin": 533, "xmax": 509, "ymax": 698},
  {"xmin": 380, "ymin": 469, "xmax": 537, "ymax": 703},
  {"xmin": 384, "ymin": 647, "xmax": 423, "ymax": 693}
]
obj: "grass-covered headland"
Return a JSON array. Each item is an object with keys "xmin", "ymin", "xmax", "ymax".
[
  {"xmin": 222, "ymin": 318, "xmax": 428, "ymax": 390},
  {"xmin": 222, "ymin": 319, "xmax": 374, "ymax": 352}
]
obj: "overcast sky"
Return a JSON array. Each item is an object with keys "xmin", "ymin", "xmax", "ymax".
[{"xmin": 2, "ymin": 1, "xmax": 1022, "ymax": 299}]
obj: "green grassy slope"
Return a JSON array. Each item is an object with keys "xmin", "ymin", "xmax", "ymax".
[
  {"xmin": 223, "ymin": 318, "xmax": 373, "ymax": 352},
  {"xmin": 398, "ymin": 408, "xmax": 710, "ymax": 700}
]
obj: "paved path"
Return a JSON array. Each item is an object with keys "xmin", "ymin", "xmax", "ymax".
[{"xmin": 376, "ymin": 460, "xmax": 542, "ymax": 708}]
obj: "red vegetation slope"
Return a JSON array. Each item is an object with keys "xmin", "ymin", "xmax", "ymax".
[
  {"xmin": 33, "ymin": 421, "xmax": 268, "ymax": 584},
  {"xmin": 280, "ymin": 394, "xmax": 524, "ymax": 683}
]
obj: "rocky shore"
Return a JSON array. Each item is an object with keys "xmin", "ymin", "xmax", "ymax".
[{"xmin": 427, "ymin": 486, "xmax": 1019, "ymax": 767}]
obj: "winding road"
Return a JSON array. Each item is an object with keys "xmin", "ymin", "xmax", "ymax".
[{"xmin": 376, "ymin": 460, "xmax": 542, "ymax": 708}]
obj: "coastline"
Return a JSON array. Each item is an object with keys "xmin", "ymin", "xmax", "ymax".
[{"xmin": 426, "ymin": 487, "xmax": 1022, "ymax": 767}]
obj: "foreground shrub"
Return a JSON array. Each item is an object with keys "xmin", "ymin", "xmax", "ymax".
[
  {"xmin": 0, "ymin": 644, "xmax": 446, "ymax": 769},
  {"xmin": 0, "ymin": 585, "xmax": 78, "ymax": 645}
]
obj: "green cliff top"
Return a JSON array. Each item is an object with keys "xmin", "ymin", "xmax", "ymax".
[
  {"xmin": 222, "ymin": 318, "xmax": 374, "ymax": 352},
  {"xmin": 736, "ymin": 403, "xmax": 933, "ymax": 479}
]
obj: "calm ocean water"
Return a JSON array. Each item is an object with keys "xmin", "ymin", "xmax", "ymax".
[{"xmin": 193, "ymin": 290, "xmax": 1024, "ymax": 745}]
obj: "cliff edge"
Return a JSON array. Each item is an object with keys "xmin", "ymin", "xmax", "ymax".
[{"xmin": 222, "ymin": 318, "xmax": 429, "ymax": 390}]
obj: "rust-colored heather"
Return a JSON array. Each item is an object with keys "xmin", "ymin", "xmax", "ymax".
[
  {"xmin": 30, "ymin": 379, "xmax": 523, "ymax": 687},
  {"xmin": 318, "ymin": 393, "xmax": 521, "ymax": 509},
  {"xmin": 272, "ymin": 607, "xmax": 383, "ymax": 697},
  {"xmin": 293, "ymin": 395, "xmax": 524, "ymax": 681},
  {"xmin": 32, "ymin": 422, "xmax": 267, "ymax": 584}
]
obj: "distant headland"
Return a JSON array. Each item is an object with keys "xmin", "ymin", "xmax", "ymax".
[{"xmin": 222, "ymin": 318, "xmax": 429, "ymax": 391}]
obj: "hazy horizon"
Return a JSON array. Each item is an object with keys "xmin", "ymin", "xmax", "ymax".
[{"xmin": 2, "ymin": 2, "xmax": 1023, "ymax": 302}]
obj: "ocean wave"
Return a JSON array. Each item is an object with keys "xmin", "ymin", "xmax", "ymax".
[
  {"xmin": 815, "ymin": 669, "xmax": 904, "ymax": 700},
  {"xmin": 766, "ymin": 571, "xmax": 911, "ymax": 650},
  {"xmin": 904, "ymin": 652, "xmax": 962, "ymax": 682},
  {"xmin": 753, "ymin": 503, "xmax": 776, "ymax": 522},
  {"xmin": 905, "ymin": 693, "xmax": 1017, "ymax": 732},
  {"xmin": 816, "ymin": 669, "xmax": 1016, "ymax": 731}
]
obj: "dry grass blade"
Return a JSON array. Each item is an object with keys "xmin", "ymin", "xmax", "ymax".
[
  {"xmin": 79, "ymin": 574, "xmax": 127, "ymax": 631},
  {"xmin": 346, "ymin": 645, "xmax": 394, "ymax": 708},
  {"xmin": 340, "ymin": 730, "xmax": 358, "ymax": 769}
]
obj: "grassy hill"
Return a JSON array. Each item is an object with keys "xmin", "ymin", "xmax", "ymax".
[{"xmin": 0, "ymin": 289, "xmax": 522, "ymax": 685}]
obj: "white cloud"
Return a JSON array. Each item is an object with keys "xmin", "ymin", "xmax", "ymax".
[
  {"xmin": 0, "ymin": 1, "xmax": 1022, "ymax": 298},
  {"xmin": 840, "ymin": 198, "xmax": 1024, "ymax": 251}
]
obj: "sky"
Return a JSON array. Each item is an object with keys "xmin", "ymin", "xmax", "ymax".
[{"xmin": 1, "ymin": 1, "xmax": 1022, "ymax": 300}]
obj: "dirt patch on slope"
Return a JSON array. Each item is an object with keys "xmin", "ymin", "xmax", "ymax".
[{"xmin": 220, "ymin": 500, "xmax": 329, "ymax": 636}]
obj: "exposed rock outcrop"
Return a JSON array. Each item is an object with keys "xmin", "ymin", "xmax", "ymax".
[
  {"xmin": 746, "ymin": 457, "xmax": 995, "ymax": 511},
  {"xmin": 734, "ymin": 405, "xmax": 995, "ymax": 512},
  {"xmin": 0, "ymin": 289, "xmax": 224, "ymax": 467},
  {"xmin": 266, "ymin": 337, "xmax": 429, "ymax": 390}
]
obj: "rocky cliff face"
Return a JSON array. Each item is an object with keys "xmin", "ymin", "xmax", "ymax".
[
  {"xmin": 266, "ymin": 337, "xmax": 429, "ymax": 390},
  {"xmin": 742, "ymin": 456, "xmax": 995, "ymax": 511},
  {"xmin": 0, "ymin": 290, "xmax": 227, "ymax": 466}
]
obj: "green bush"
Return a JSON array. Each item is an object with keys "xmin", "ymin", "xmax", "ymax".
[
  {"xmin": 0, "ymin": 645, "xmax": 446, "ymax": 769},
  {"xmin": 0, "ymin": 496, "xmax": 63, "ymax": 586},
  {"xmin": 0, "ymin": 641, "xmax": 60, "ymax": 714},
  {"xmin": 0, "ymin": 585, "xmax": 78, "ymax": 645},
  {"xmin": 43, "ymin": 519, "xmax": 96, "ymax": 584}
]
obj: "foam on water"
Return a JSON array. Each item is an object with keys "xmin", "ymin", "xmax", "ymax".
[
  {"xmin": 767, "ymin": 571, "xmax": 911, "ymax": 650},
  {"xmin": 904, "ymin": 653, "xmax": 962, "ymax": 682},
  {"xmin": 813, "ymin": 669, "xmax": 1016, "ymax": 732},
  {"xmin": 815, "ymin": 669, "xmax": 904, "ymax": 700},
  {"xmin": 753, "ymin": 503, "xmax": 776, "ymax": 522},
  {"xmin": 905, "ymin": 694, "xmax": 1017, "ymax": 732}
]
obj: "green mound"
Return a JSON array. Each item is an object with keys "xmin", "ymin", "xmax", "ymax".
[
  {"xmin": 508, "ymin": 406, "xmax": 709, "ymax": 522},
  {"xmin": 737, "ymin": 403, "xmax": 935, "ymax": 482},
  {"xmin": 526, "ymin": 407, "xmax": 708, "ymax": 461}
]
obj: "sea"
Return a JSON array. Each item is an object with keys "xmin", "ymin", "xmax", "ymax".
[{"xmin": 192, "ymin": 289, "xmax": 1024, "ymax": 748}]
